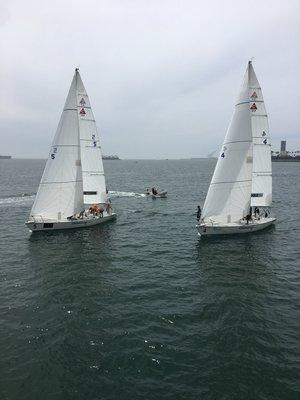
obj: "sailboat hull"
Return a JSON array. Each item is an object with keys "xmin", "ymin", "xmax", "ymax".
[
  {"xmin": 197, "ymin": 217, "xmax": 276, "ymax": 236},
  {"xmin": 26, "ymin": 213, "xmax": 117, "ymax": 232}
]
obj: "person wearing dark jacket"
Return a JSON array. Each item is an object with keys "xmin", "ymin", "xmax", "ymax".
[{"xmin": 197, "ymin": 206, "xmax": 202, "ymax": 222}]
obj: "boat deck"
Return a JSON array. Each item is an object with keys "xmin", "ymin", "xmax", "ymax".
[
  {"xmin": 197, "ymin": 217, "xmax": 276, "ymax": 236},
  {"xmin": 26, "ymin": 212, "xmax": 117, "ymax": 232}
]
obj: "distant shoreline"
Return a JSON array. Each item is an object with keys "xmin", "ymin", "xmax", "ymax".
[{"xmin": 2, "ymin": 157, "xmax": 300, "ymax": 162}]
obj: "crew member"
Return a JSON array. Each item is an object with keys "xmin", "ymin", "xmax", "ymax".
[{"xmin": 197, "ymin": 206, "xmax": 202, "ymax": 222}]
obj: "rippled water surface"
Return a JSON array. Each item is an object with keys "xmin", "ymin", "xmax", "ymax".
[{"xmin": 0, "ymin": 159, "xmax": 299, "ymax": 400}]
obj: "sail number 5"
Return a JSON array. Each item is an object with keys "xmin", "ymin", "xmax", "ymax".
[{"xmin": 51, "ymin": 147, "xmax": 58, "ymax": 159}]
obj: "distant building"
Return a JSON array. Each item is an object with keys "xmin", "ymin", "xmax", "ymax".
[
  {"xmin": 0, "ymin": 155, "xmax": 12, "ymax": 159},
  {"xmin": 280, "ymin": 140, "xmax": 287, "ymax": 156},
  {"xmin": 272, "ymin": 140, "xmax": 300, "ymax": 162},
  {"xmin": 102, "ymin": 155, "xmax": 120, "ymax": 160}
]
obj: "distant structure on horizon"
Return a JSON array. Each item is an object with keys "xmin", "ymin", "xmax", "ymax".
[
  {"xmin": 102, "ymin": 155, "xmax": 120, "ymax": 160},
  {"xmin": 0, "ymin": 155, "xmax": 12, "ymax": 159},
  {"xmin": 272, "ymin": 140, "xmax": 300, "ymax": 161},
  {"xmin": 280, "ymin": 140, "xmax": 287, "ymax": 154}
]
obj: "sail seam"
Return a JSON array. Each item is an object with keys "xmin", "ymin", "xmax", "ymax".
[
  {"xmin": 80, "ymin": 139, "xmax": 99, "ymax": 142},
  {"xmin": 224, "ymin": 140, "xmax": 252, "ymax": 145},
  {"xmin": 236, "ymin": 100, "xmax": 264, "ymax": 106},
  {"xmin": 51, "ymin": 144, "xmax": 80, "ymax": 147},
  {"xmin": 236, "ymin": 101, "xmax": 250, "ymax": 106},
  {"xmin": 211, "ymin": 179, "xmax": 252, "ymax": 185},
  {"xmin": 64, "ymin": 108, "xmax": 77, "ymax": 111},
  {"xmin": 40, "ymin": 180, "xmax": 83, "ymax": 184}
]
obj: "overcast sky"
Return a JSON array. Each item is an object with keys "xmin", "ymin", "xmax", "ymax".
[{"xmin": 1, "ymin": 0, "xmax": 299, "ymax": 159}]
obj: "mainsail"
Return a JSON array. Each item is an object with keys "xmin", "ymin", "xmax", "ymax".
[
  {"xmin": 30, "ymin": 71, "xmax": 83, "ymax": 221},
  {"xmin": 30, "ymin": 69, "xmax": 107, "ymax": 222},
  {"xmin": 76, "ymin": 72, "xmax": 107, "ymax": 206},
  {"xmin": 202, "ymin": 63, "xmax": 254, "ymax": 224},
  {"xmin": 249, "ymin": 63, "xmax": 272, "ymax": 207}
]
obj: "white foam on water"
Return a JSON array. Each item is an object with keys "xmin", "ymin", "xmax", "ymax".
[
  {"xmin": 108, "ymin": 191, "xmax": 146, "ymax": 198},
  {"xmin": 0, "ymin": 194, "xmax": 35, "ymax": 207},
  {"xmin": 0, "ymin": 190, "xmax": 146, "ymax": 207}
]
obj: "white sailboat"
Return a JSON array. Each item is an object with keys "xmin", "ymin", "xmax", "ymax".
[
  {"xmin": 198, "ymin": 61, "xmax": 275, "ymax": 236},
  {"xmin": 26, "ymin": 69, "xmax": 116, "ymax": 232}
]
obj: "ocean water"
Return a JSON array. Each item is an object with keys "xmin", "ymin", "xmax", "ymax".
[{"xmin": 0, "ymin": 158, "xmax": 299, "ymax": 400}]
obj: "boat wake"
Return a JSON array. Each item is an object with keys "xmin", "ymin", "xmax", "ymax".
[
  {"xmin": 0, "ymin": 191, "xmax": 145, "ymax": 207},
  {"xmin": 108, "ymin": 191, "xmax": 146, "ymax": 198},
  {"xmin": 0, "ymin": 193, "xmax": 35, "ymax": 207}
]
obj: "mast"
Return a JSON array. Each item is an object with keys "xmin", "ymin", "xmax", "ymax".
[
  {"xmin": 248, "ymin": 62, "xmax": 272, "ymax": 208},
  {"xmin": 202, "ymin": 63, "xmax": 253, "ymax": 224},
  {"xmin": 29, "ymin": 70, "xmax": 83, "ymax": 221},
  {"xmin": 75, "ymin": 70, "xmax": 107, "ymax": 206}
]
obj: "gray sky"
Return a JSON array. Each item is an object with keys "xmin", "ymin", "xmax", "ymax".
[{"xmin": 1, "ymin": 0, "xmax": 300, "ymax": 159}]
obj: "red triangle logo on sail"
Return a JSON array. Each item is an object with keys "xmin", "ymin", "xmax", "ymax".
[
  {"xmin": 250, "ymin": 103, "xmax": 257, "ymax": 111},
  {"xmin": 79, "ymin": 98, "xmax": 86, "ymax": 106},
  {"xmin": 79, "ymin": 108, "xmax": 86, "ymax": 116},
  {"xmin": 250, "ymin": 91, "xmax": 258, "ymax": 100}
]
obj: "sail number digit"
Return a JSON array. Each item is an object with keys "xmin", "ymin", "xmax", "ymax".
[{"xmin": 51, "ymin": 147, "xmax": 58, "ymax": 159}]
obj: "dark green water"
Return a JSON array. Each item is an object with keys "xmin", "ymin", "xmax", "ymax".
[{"xmin": 0, "ymin": 159, "xmax": 299, "ymax": 400}]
